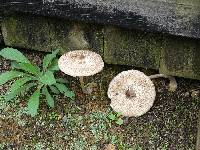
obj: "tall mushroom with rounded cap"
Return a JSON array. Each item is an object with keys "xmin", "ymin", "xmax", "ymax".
[
  {"xmin": 108, "ymin": 70, "xmax": 177, "ymax": 117},
  {"xmin": 58, "ymin": 50, "xmax": 104, "ymax": 92}
]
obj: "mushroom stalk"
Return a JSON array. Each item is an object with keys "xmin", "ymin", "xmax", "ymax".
[
  {"xmin": 58, "ymin": 50, "xmax": 104, "ymax": 95},
  {"xmin": 149, "ymin": 74, "xmax": 177, "ymax": 92},
  {"xmin": 79, "ymin": 76, "xmax": 84, "ymax": 91}
]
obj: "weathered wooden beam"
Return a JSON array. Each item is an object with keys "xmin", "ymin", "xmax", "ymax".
[{"xmin": 1, "ymin": 0, "xmax": 200, "ymax": 38}]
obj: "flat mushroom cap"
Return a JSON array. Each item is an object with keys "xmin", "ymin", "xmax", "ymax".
[
  {"xmin": 58, "ymin": 50, "xmax": 104, "ymax": 77},
  {"xmin": 108, "ymin": 70, "xmax": 156, "ymax": 117}
]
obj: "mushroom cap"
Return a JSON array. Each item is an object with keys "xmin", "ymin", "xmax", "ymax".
[
  {"xmin": 107, "ymin": 70, "xmax": 156, "ymax": 117},
  {"xmin": 58, "ymin": 50, "xmax": 104, "ymax": 77}
]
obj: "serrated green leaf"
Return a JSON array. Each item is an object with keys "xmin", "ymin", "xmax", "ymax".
[
  {"xmin": 54, "ymin": 83, "xmax": 75, "ymax": 100},
  {"xmin": 108, "ymin": 114, "xmax": 116, "ymax": 121},
  {"xmin": 4, "ymin": 88, "xmax": 20, "ymax": 101},
  {"xmin": 48, "ymin": 58, "xmax": 59, "ymax": 71},
  {"xmin": 0, "ymin": 48, "xmax": 30, "ymax": 63},
  {"xmin": 54, "ymin": 83, "xmax": 69, "ymax": 93},
  {"xmin": 42, "ymin": 49, "xmax": 59, "ymax": 70},
  {"xmin": 4, "ymin": 82, "xmax": 37, "ymax": 101},
  {"xmin": 11, "ymin": 61, "xmax": 40, "ymax": 75},
  {"xmin": 64, "ymin": 90, "xmax": 75, "ymax": 100},
  {"xmin": 39, "ymin": 71, "xmax": 56, "ymax": 85},
  {"xmin": 0, "ymin": 71, "xmax": 27, "ymax": 85},
  {"xmin": 43, "ymin": 86, "xmax": 54, "ymax": 108},
  {"xmin": 21, "ymin": 82, "xmax": 38, "ymax": 95},
  {"xmin": 27, "ymin": 88, "xmax": 40, "ymax": 117},
  {"xmin": 18, "ymin": 63, "xmax": 40, "ymax": 75},
  {"xmin": 9, "ymin": 76, "xmax": 34, "ymax": 92},
  {"xmin": 49, "ymin": 85, "xmax": 60, "ymax": 94},
  {"xmin": 115, "ymin": 118, "xmax": 124, "ymax": 125},
  {"xmin": 11, "ymin": 61, "xmax": 19, "ymax": 69},
  {"xmin": 56, "ymin": 78, "xmax": 69, "ymax": 84}
]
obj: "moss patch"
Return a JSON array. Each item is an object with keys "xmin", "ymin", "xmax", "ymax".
[
  {"xmin": 104, "ymin": 26, "xmax": 162, "ymax": 69},
  {"xmin": 1, "ymin": 14, "xmax": 103, "ymax": 55},
  {"xmin": 160, "ymin": 35, "xmax": 200, "ymax": 80}
]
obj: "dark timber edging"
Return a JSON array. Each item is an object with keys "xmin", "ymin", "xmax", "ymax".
[{"xmin": 1, "ymin": 0, "xmax": 200, "ymax": 39}]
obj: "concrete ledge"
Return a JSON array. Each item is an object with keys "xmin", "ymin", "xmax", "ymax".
[{"xmin": 1, "ymin": 0, "xmax": 200, "ymax": 38}]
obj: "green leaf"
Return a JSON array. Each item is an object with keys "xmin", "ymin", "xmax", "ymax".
[
  {"xmin": 21, "ymin": 82, "xmax": 38, "ymax": 95},
  {"xmin": 64, "ymin": 90, "xmax": 75, "ymax": 100},
  {"xmin": 42, "ymin": 49, "xmax": 59, "ymax": 70},
  {"xmin": 54, "ymin": 83, "xmax": 75, "ymax": 100},
  {"xmin": 11, "ymin": 61, "xmax": 19, "ymax": 69},
  {"xmin": 56, "ymin": 78, "xmax": 69, "ymax": 84},
  {"xmin": 49, "ymin": 85, "xmax": 60, "ymax": 94},
  {"xmin": 39, "ymin": 71, "xmax": 56, "ymax": 85},
  {"xmin": 108, "ymin": 114, "xmax": 116, "ymax": 121},
  {"xmin": 116, "ymin": 112, "xmax": 123, "ymax": 117},
  {"xmin": 54, "ymin": 83, "xmax": 69, "ymax": 93},
  {"xmin": 48, "ymin": 58, "xmax": 59, "ymax": 71},
  {"xmin": 0, "ymin": 47, "xmax": 30, "ymax": 63},
  {"xmin": 0, "ymin": 71, "xmax": 27, "ymax": 85},
  {"xmin": 43, "ymin": 86, "xmax": 54, "ymax": 108},
  {"xmin": 11, "ymin": 61, "xmax": 40, "ymax": 75},
  {"xmin": 9, "ymin": 76, "xmax": 34, "ymax": 92},
  {"xmin": 4, "ymin": 82, "xmax": 37, "ymax": 101},
  {"xmin": 27, "ymin": 88, "xmax": 41, "ymax": 117},
  {"xmin": 115, "ymin": 118, "xmax": 124, "ymax": 125},
  {"xmin": 18, "ymin": 63, "xmax": 40, "ymax": 75}
]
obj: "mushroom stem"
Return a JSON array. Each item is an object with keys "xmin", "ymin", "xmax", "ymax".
[
  {"xmin": 79, "ymin": 76, "xmax": 84, "ymax": 91},
  {"xmin": 149, "ymin": 74, "xmax": 177, "ymax": 92}
]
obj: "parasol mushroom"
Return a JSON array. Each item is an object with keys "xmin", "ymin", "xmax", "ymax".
[
  {"xmin": 58, "ymin": 50, "xmax": 104, "ymax": 92},
  {"xmin": 107, "ymin": 70, "xmax": 177, "ymax": 117}
]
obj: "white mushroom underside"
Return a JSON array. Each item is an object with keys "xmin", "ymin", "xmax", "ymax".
[
  {"xmin": 58, "ymin": 50, "xmax": 104, "ymax": 77},
  {"xmin": 108, "ymin": 70, "xmax": 156, "ymax": 117}
]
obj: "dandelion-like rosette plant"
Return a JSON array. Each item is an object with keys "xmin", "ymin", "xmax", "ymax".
[{"xmin": 0, "ymin": 48, "xmax": 75, "ymax": 117}]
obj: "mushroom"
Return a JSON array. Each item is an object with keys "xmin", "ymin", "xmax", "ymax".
[
  {"xmin": 58, "ymin": 50, "xmax": 104, "ymax": 92},
  {"xmin": 107, "ymin": 70, "xmax": 177, "ymax": 117}
]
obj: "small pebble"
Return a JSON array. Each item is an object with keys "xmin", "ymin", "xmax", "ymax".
[
  {"xmin": 191, "ymin": 90, "xmax": 199, "ymax": 99},
  {"xmin": 104, "ymin": 144, "xmax": 116, "ymax": 150}
]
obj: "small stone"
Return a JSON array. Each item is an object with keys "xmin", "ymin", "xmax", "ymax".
[
  {"xmin": 62, "ymin": 115, "xmax": 68, "ymax": 123},
  {"xmin": 191, "ymin": 90, "xmax": 199, "ymax": 99},
  {"xmin": 184, "ymin": 92, "xmax": 190, "ymax": 97},
  {"xmin": 104, "ymin": 144, "xmax": 116, "ymax": 150}
]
